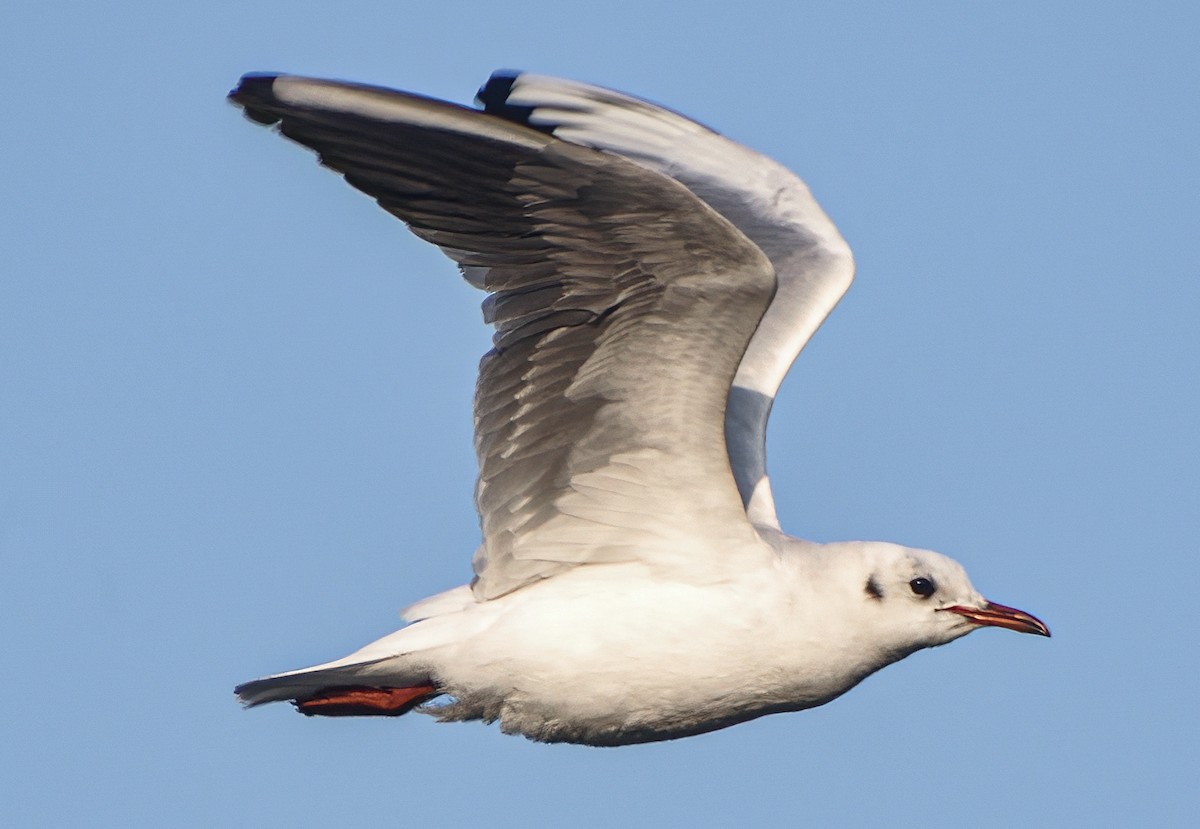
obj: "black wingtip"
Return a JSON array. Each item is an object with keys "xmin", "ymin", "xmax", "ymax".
[
  {"xmin": 476, "ymin": 70, "xmax": 521, "ymax": 109},
  {"xmin": 476, "ymin": 69, "xmax": 555, "ymax": 135},
  {"xmin": 228, "ymin": 73, "xmax": 284, "ymax": 124}
]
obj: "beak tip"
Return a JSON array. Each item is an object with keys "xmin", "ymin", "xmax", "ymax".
[{"xmin": 944, "ymin": 600, "xmax": 1051, "ymax": 638}]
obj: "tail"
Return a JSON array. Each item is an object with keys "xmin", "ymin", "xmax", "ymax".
[
  {"xmin": 235, "ymin": 586, "xmax": 477, "ymax": 716},
  {"xmin": 235, "ymin": 656, "xmax": 440, "ymax": 717}
]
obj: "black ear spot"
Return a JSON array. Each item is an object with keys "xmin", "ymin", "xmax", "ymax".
[
  {"xmin": 909, "ymin": 577, "xmax": 936, "ymax": 598},
  {"xmin": 865, "ymin": 576, "xmax": 883, "ymax": 600}
]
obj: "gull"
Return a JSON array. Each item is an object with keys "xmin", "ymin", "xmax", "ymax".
[{"xmin": 230, "ymin": 71, "xmax": 1049, "ymax": 746}]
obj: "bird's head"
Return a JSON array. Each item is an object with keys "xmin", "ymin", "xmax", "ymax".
[{"xmin": 853, "ymin": 543, "xmax": 1049, "ymax": 653}]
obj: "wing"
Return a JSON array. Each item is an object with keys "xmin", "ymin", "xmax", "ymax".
[
  {"xmin": 229, "ymin": 75, "xmax": 774, "ymax": 599},
  {"xmin": 478, "ymin": 73, "xmax": 855, "ymax": 530}
]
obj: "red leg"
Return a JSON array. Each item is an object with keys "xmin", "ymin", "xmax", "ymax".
[{"xmin": 295, "ymin": 684, "xmax": 438, "ymax": 717}]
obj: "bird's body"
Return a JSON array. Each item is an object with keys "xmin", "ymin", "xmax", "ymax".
[
  {"xmin": 245, "ymin": 539, "xmax": 987, "ymax": 745},
  {"xmin": 231, "ymin": 71, "xmax": 1048, "ymax": 746},
  {"xmin": 436, "ymin": 541, "xmax": 999, "ymax": 745}
]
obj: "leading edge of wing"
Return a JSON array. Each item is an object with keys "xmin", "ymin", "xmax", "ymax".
[{"xmin": 229, "ymin": 74, "xmax": 777, "ymax": 598}]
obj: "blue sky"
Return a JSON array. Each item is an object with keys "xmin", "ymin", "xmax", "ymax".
[{"xmin": 3, "ymin": 1, "xmax": 1196, "ymax": 825}]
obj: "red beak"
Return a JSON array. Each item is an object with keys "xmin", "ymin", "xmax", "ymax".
[{"xmin": 942, "ymin": 601, "xmax": 1050, "ymax": 637}]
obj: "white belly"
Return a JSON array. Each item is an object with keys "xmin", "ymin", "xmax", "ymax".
[{"xmin": 420, "ymin": 564, "xmax": 876, "ymax": 745}]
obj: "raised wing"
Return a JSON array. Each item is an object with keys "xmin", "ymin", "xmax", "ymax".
[
  {"xmin": 230, "ymin": 75, "xmax": 774, "ymax": 599},
  {"xmin": 478, "ymin": 73, "xmax": 855, "ymax": 530}
]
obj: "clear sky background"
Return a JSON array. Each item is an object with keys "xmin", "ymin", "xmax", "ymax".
[{"xmin": 3, "ymin": 1, "xmax": 1197, "ymax": 826}]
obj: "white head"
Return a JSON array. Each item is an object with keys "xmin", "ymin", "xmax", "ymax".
[{"xmin": 837, "ymin": 541, "xmax": 1049, "ymax": 659}]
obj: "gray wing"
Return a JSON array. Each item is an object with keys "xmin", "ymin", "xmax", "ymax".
[
  {"xmin": 478, "ymin": 73, "xmax": 855, "ymax": 531},
  {"xmin": 230, "ymin": 75, "xmax": 775, "ymax": 599}
]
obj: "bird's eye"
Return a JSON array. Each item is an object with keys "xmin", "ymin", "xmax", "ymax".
[{"xmin": 909, "ymin": 577, "xmax": 936, "ymax": 598}]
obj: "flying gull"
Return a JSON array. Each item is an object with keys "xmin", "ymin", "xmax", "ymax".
[{"xmin": 230, "ymin": 72, "xmax": 1048, "ymax": 746}]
